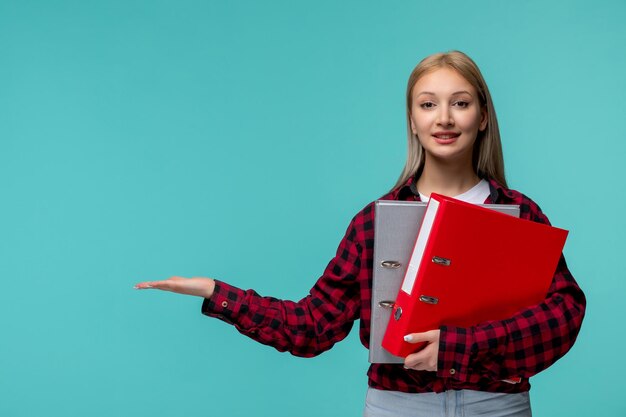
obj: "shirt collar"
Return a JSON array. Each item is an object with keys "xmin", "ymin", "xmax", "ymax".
[
  {"xmin": 394, "ymin": 174, "xmax": 510, "ymax": 204},
  {"xmin": 394, "ymin": 175, "xmax": 420, "ymax": 201}
]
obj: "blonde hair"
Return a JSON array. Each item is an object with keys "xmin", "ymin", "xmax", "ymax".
[{"xmin": 393, "ymin": 51, "xmax": 507, "ymax": 190}]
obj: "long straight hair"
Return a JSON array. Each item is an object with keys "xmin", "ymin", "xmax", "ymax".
[{"xmin": 393, "ymin": 51, "xmax": 507, "ymax": 190}]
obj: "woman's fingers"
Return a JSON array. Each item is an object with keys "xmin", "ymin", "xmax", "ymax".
[
  {"xmin": 134, "ymin": 279, "xmax": 176, "ymax": 290},
  {"xmin": 402, "ymin": 330, "xmax": 440, "ymax": 372},
  {"xmin": 134, "ymin": 281, "xmax": 155, "ymax": 289},
  {"xmin": 403, "ymin": 329, "xmax": 439, "ymax": 344}
]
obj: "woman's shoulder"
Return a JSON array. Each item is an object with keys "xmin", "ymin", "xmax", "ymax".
[
  {"xmin": 342, "ymin": 185, "xmax": 410, "ymax": 241},
  {"xmin": 343, "ymin": 182, "xmax": 421, "ymax": 244}
]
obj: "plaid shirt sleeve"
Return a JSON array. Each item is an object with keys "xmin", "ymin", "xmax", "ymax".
[
  {"xmin": 200, "ymin": 213, "xmax": 364, "ymax": 357},
  {"xmin": 437, "ymin": 196, "xmax": 587, "ymax": 382}
]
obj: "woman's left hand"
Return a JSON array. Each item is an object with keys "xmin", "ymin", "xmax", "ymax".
[{"xmin": 403, "ymin": 329, "xmax": 440, "ymax": 372}]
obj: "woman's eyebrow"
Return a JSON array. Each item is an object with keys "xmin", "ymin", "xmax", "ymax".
[
  {"xmin": 415, "ymin": 90, "xmax": 474, "ymax": 97},
  {"xmin": 451, "ymin": 90, "xmax": 473, "ymax": 97}
]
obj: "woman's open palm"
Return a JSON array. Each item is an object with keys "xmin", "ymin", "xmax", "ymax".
[{"xmin": 135, "ymin": 276, "xmax": 215, "ymax": 299}]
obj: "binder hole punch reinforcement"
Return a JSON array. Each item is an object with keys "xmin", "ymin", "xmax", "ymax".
[
  {"xmin": 419, "ymin": 295, "xmax": 439, "ymax": 305},
  {"xmin": 381, "ymin": 260, "xmax": 402, "ymax": 269},
  {"xmin": 394, "ymin": 306, "xmax": 403, "ymax": 321},
  {"xmin": 432, "ymin": 256, "xmax": 451, "ymax": 266},
  {"xmin": 378, "ymin": 300, "xmax": 395, "ymax": 309}
]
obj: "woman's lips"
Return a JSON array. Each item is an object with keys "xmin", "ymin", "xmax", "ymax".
[{"xmin": 432, "ymin": 132, "xmax": 460, "ymax": 144}]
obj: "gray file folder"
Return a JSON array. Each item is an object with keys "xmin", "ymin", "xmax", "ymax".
[{"xmin": 369, "ymin": 200, "xmax": 520, "ymax": 363}]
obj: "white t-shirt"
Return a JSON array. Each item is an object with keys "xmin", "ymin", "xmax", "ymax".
[{"xmin": 419, "ymin": 179, "xmax": 490, "ymax": 205}]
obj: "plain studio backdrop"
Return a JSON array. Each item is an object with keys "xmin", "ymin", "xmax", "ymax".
[{"xmin": 1, "ymin": 1, "xmax": 624, "ymax": 416}]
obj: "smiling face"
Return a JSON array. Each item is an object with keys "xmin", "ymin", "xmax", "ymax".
[{"xmin": 409, "ymin": 67, "xmax": 487, "ymax": 167}]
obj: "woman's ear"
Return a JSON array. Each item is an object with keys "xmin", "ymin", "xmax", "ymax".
[
  {"xmin": 479, "ymin": 107, "xmax": 488, "ymax": 132},
  {"xmin": 410, "ymin": 116, "xmax": 417, "ymax": 135}
]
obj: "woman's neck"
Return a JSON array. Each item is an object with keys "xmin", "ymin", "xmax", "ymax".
[{"xmin": 416, "ymin": 158, "xmax": 481, "ymax": 198}]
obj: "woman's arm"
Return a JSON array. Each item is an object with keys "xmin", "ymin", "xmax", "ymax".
[
  {"xmin": 134, "ymin": 214, "xmax": 365, "ymax": 358},
  {"xmin": 435, "ymin": 254, "xmax": 585, "ymax": 382},
  {"xmin": 432, "ymin": 200, "xmax": 586, "ymax": 382}
]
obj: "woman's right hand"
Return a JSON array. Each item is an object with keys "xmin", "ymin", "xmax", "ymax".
[{"xmin": 134, "ymin": 276, "xmax": 215, "ymax": 299}]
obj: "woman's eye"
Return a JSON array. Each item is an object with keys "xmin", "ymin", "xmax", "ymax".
[
  {"xmin": 419, "ymin": 102, "xmax": 435, "ymax": 109},
  {"xmin": 453, "ymin": 101, "xmax": 469, "ymax": 108}
]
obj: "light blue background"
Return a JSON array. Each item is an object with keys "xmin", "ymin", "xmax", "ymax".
[{"xmin": 1, "ymin": 1, "xmax": 624, "ymax": 416}]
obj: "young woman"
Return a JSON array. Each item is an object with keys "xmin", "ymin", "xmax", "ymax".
[{"xmin": 135, "ymin": 51, "xmax": 586, "ymax": 416}]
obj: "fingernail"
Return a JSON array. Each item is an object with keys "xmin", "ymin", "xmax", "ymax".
[{"xmin": 404, "ymin": 334, "xmax": 413, "ymax": 342}]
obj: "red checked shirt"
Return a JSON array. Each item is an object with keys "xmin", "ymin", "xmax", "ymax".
[{"xmin": 201, "ymin": 176, "xmax": 586, "ymax": 393}]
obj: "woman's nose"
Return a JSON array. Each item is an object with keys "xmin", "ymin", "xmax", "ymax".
[{"xmin": 437, "ymin": 108, "xmax": 454, "ymax": 126}]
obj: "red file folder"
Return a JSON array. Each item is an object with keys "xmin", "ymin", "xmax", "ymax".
[{"xmin": 381, "ymin": 193, "xmax": 568, "ymax": 358}]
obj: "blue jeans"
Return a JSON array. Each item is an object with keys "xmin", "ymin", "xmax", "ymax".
[{"xmin": 364, "ymin": 388, "xmax": 532, "ymax": 417}]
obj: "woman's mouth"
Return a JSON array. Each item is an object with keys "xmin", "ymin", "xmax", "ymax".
[{"xmin": 432, "ymin": 132, "xmax": 461, "ymax": 144}]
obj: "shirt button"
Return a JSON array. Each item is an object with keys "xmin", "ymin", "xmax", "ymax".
[
  {"xmin": 449, "ymin": 369, "xmax": 456, "ymax": 375},
  {"xmin": 221, "ymin": 301, "xmax": 228, "ymax": 308}
]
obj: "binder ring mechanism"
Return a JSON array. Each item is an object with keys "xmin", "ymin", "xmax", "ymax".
[
  {"xmin": 381, "ymin": 260, "xmax": 402, "ymax": 269},
  {"xmin": 419, "ymin": 295, "xmax": 439, "ymax": 305},
  {"xmin": 432, "ymin": 256, "xmax": 451, "ymax": 266},
  {"xmin": 378, "ymin": 300, "xmax": 395, "ymax": 309},
  {"xmin": 378, "ymin": 296, "xmax": 439, "ymax": 310},
  {"xmin": 377, "ymin": 301, "xmax": 402, "ymax": 320}
]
